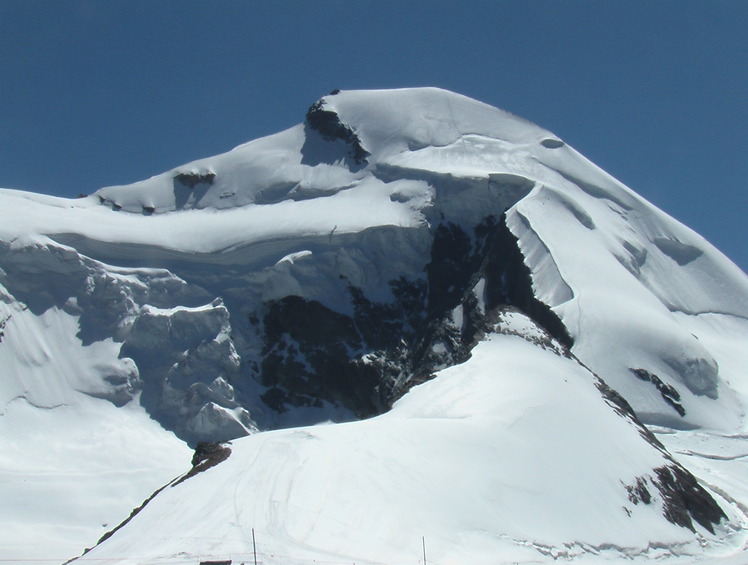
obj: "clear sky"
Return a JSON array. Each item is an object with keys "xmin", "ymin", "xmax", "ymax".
[{"xmin": 1, "ymin": 1, "xmax": 746, "ymax": 272}]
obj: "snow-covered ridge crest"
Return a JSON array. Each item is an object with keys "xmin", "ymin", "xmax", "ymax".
[
  {"xmin": 91, "ymin": 87, "xmax": 556, "ymax": 217},
  {"xmin": 317, "ymin": 86, "xmax": 553, "ymax": 158},
  {"xmin": 1, "ymin": 87, "xmax": 748, "ymax": 563}
]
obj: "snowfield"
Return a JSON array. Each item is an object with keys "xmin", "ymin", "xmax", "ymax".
[
  {"xmin": 71, "ymin": 330, "xmax": 748, "ymax": 565},
  {"xmin": 0, "ymin": 87, "xmax": 747, "ymax": 564}
]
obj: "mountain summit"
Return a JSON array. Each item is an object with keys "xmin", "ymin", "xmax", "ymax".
[{"xmin": 1, "ymin": 88, "xmax": 747, "ymax": 564}]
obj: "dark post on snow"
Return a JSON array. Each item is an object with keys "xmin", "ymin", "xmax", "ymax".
[{"xmin": 252, "ymin": 527, "xmax": 258, "ymax": 565}]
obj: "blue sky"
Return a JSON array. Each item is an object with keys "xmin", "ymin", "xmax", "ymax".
[{"xmin": 1, "ymin": 1, "xmax": 746, "ymax": 271}]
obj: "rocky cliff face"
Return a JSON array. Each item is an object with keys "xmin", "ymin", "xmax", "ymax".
[{"xmin": 256, "ymin": 211, "xmax": 574, "ymax": 418}]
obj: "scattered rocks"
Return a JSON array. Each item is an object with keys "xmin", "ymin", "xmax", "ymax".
[
  {"xmin": 654, "ymin": 464, "xmax": 727, "ymax": 534},
  {"xmin": 625, "ymin": 477, "xmax": 652, "ymax": 505},
  {"xmin": 0, "ymin": 313, "xmax": 8, "ymax": 343},
  {"xmin": 631, "ymin": 368, "xmax": 686, "ymax": 416}
]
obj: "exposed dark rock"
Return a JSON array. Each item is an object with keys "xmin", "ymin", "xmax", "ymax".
[
  {"xmin": 85, "ymin": 482, "xmax": 171, "ymax": 557},
  {"xmin": 426, "ymin": 222, "xmax": 476, "ymax": 317},
  {"xmin": 625, "ymin": 477, "xmax": 652, "ymax": 505},
  {"xmin": 654, "ymin": 464, "xmax": 726, "ymax": 534},
  {"xmin": 256, "ymin": 214, "xmax": 574, "ymax": 418},
  {"xmin": 0, "ymin": 314, "xmax": 8, "ymax": 343},
  {"xmin": 480, "ymin": 215, "xmax": 573, "ymax": 349},
  {"xmin": 604, "ymin": 380, "xmax": 725, "ymax": 533},
  {"xmin": 174, "ymin": 171, "xmax": 216, "ymax": 189},
  {"xmin": 191, "ymin": 441, "xmax": 231, "ymax": 467},
  {"xmin": 631, "ymin": 368, "xmax": 686, "ymax": 416},
  {"xmin": 593, "ymin": 368, "xmax": 726, "ymax": 533},
  {"xmin": 172, "ymin": 442, "xmax": 234, "ymax": 486},
  {"xmin": 259, "ymin": 295, "xmax": 384, "ymax": 416},
  {"xmin": 171, "ymin": 441, "xmax": 232, "ymax": 486},
  {"xmin": 595, "ymin": 377, "xmax": 639, "ymax": 420},
  {"xmin": 581, "ymin": 361, "xmax": 670, "ymax": 453},
  {"xmin": 260, "ymin": 386, "xmax": 290, "ymax": 413},
  {"xmin": 306, "ymin": 99, "xmax": 370, "ymax": 165},
  {"xmin": 66, "ymin": 442, "xmax": 232, "ymax": 563},
  {"xmin": 493, "ymin": 306, "xmax": 568, "ymax": 357},
  {"xmin": 601, "ymin": 386, "xmax": 671, "ymax": 454}
]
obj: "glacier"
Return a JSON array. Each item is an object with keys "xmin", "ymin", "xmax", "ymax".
[{"xmin": 1, "ymin": 87, "xmax": 747, "ymax": 564}]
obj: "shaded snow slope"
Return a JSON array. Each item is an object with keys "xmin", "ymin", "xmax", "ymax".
[
  {"xmin": 0, "ymin": 284, "xmax": 192, "ymax": 560},
  {"xmin": 1, "ymin": 87, "xmax": 747, "ymax": 563}
]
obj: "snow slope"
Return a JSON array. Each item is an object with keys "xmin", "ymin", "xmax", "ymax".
[
  {"xmin": 0, "ymin": 283, "xmax": 192, "ymax": 560},
  {"xmin": 71, "ymin": 325, "xmax": 748, "ymax": 565},
  {"xmin": 1, "ymin": 87, "xmax": 747, "ymax": 563}
]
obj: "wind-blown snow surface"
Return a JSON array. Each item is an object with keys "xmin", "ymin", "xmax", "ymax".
[{"xmin": 1, "ymin": 87, "xmax": 747, "ymax": 563}]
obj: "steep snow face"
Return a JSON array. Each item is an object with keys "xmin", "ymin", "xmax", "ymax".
[
  {"xmin": 1, "ymin": 87, "xmax": 747, "ymax": 562},
  {"xmin": 503, "ymin": 155, "xmax": 748, "ymax": 430}
]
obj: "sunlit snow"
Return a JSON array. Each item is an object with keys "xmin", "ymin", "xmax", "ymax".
[{"xmin": 1, "ymin": 87, "xmax": 747, "ymax": 564}]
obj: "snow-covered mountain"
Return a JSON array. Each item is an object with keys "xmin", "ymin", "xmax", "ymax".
[{"xmin": 1, "ymin": 88, "xmax": 747, "ymax": 564}]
